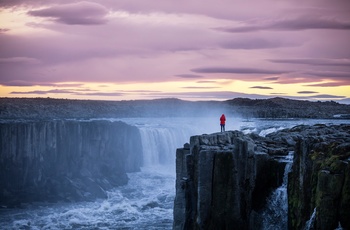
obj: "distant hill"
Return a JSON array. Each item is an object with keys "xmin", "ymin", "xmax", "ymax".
[
  {"xmin": 0, "ymin": 97, "xmax": 349, "ymax": 119},
  {"xmin": 224, "ymin": 97, "xmax": 350, "ymax": 119}
]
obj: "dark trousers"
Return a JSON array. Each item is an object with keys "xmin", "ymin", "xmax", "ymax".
[{"xmin": 221, "ymin": 124, "xmax": 225, "ymax": 132}]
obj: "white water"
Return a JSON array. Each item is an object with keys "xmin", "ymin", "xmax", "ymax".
[
  {"xmin": 261, "ymin": 151, "xmax": 294, "ymax": 230},
  {"xmin": 304, "ymin": 208, "xmax": 316, "ymax": 230},
  {"xmin": 1, "ymin": 117, "xmax": 349, "ymax": 229}
]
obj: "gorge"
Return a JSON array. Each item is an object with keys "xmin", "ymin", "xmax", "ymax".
[{"xmin": 1, "ymin": 97, "xmax": 350, "ymax": 229}]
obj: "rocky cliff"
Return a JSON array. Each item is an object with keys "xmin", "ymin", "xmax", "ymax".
[
  {"xmin": 173, "ymin": 131, "xmax": 286, "ymax": 230},
  {"xmin": 0, "ymin": 120, "xmax": 143, "ymax": 207},
  {"xmin": 288, "ymin": 124, "xmax": 350, "ymax": 230},
  {"xmin": 173, "ymin": 124, "xmax": 350, "ymax": 230}
]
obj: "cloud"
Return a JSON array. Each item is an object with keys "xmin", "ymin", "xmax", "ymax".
[
  {"xmin": 1, "ymin": 80, "xmax": 36, "ymax": 86},
  {"xmin": 250, "ymin": 86, "xmax": 273, "ymax": 89},
  {"xmin": 0, "ymin": 28, "xmax": 10, "ymax": 33},
  {"xmin": 270, "ymin": 70, "xmax": 350, "ymax": 85},
  {"xmin": 74, "ymin": 92, "xmax": 123, "ymax": 96},
  {"xmin": 269, "ymin": 58, "xmax": 350, "ymax": 66},
  {"xmin": 11, "ymin": 89, "xmax": 74, "ymax": 94},
  {"xmin": 181, "ymin": 86, "xmax": 220, "ymax": 89},
  {"xmin": 1, "ymin": 0, "xmax": 350, "ymax": 101},
  {"xmin": 264, "ymin": 77, "xmax": 279, "ymax": 81},
  {"xmin": 305, "ymin": 70, "xmax": 350, "ymax": 79},
  {"xmin": 28, "ymin": 1, "xmax": 109, "ymax": 25},
  {"xmin": 197, "ymin": 80, "xmax": 218, "ymax": 83},
  {"xmin": 1, "ymin": 80, "xmax": 84, "ymax": 87},
  {"xmin": 191, "ymin": 67, "xmax": 290, "ymax": 75},
  {"xmin": 308, "ymin": 94, "xmax": 346, "ymax": 99},
  {"xmin": 0, "ymin": 57, "xmax": 40, "ymax": 64},
  {"xmin": 297, "ymin": 91, "xmax": 319, "ymax": 94},
  {"xmin": 305, "ymin": 82, "xmax": 344, "ymax": 87},
  {"xmin": 220, "ymin": 38, "xmax": 298, "ymax": 50},
  {"xmin": 10, "ymin": 89, "xmax": 124, "ymax": 97},
  {"xmin": 151, "ymin": 90, "xmax": 273, "ymax": 100},
  {"xmin": 270, "ymin": 92, "xmax": 287, "ymax": 95},
  {"xmin": 175, "ymin": 74, "xmax": 204, "ymax": 79},
  {"xmin": 215, "ymin": 15, "xmax": 350, "ymax": 33}
]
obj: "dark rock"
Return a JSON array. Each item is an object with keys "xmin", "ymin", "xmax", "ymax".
[
  {"xmin": 288, "ymin": 124, "xmax": 350, "ymax": 230},
  {"xmin": 173, "ymin": 131, "xmax": 284, "ymax": 230},
  {"xmin": 174, "ymin": 124, "xmax": 350, "ymax": 230},
  {"xmin": 0, "ymin": 120, "xmax": 143, "ymax": 207}
]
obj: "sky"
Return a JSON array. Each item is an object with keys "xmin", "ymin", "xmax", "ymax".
[{"xmin": 1, "ymin": 0, "xmax": 350, "ymax": 103}]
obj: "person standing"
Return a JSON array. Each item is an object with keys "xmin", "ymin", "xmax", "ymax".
[{"xmin": 220, "ymin": 114, "xmax": 226, "ymax": 132}]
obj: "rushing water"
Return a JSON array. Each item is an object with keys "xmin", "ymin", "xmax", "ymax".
[
  {"xmin": 260, "ymin": 151, "xmax": 294, "ymax": 230},
  {"xmin": 1, "ymin": 117, "xmax": 350, "ymax": 229}
]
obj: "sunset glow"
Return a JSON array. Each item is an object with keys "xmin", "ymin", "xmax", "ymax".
[{"xmin": 1, "ymin": 1, "xmax": 350, "ymax": 103}]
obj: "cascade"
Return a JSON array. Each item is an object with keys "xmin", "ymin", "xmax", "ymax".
[
  {"xmin": 122, "ymin": 117, "xmax": 217, "ymax": 167},
  {"xmin": 138, "ymin": 127, "xmax": 187, "ymax": 166},
  {"xmin": 261, "ymin": 151, "xmax": 294, "ymax": 229},
  {"xmin": 304, "ymin": 208, "xmax": 316, "ymax": 230}
]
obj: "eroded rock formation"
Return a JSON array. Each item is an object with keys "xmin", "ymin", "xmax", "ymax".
[
  {"xmin": 173, "ymin": 124, "xmax": 350, "ymax": 230},
  {"xmin": 0, "ymin": 120, "xmax": 143, "ymax": 207},
  {"xmin": 288, "ymin": 124, "xmax": 350, "ymax": 230},
  {"xmin": 173, "ymin": 131, "xmax": 285, "ymax": 230}
]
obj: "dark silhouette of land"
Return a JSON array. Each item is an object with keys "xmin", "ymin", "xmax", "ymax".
[{"xmin": 1, "ymin": 97, "xmax": 350, "ymax": 119}]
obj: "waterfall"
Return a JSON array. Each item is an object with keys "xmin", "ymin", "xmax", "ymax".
[
  {"xmin": 121, "ymin": 117, "xmax": 217, "ymax": 167},
  {"xmin": 261, "ymin": 151, "xmax": 294, "ymax": 229},
  {"xmin": 138, "ymin": 127, "xmax": 188, "ymax": 166},
  {"xmin": 304, "ymin": 208, "xmax": 316, "ymax": 230}
]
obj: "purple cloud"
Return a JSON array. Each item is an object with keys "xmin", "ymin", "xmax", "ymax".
[
  {"xmin": 298, "ymin": 91, "xmax": 319, "ymax": 94},
  {"xmin": 0, "ymin": 57, "xmax": 40, "ymax": 64},
  {"xmin": 0, "ymin": 28, "xmax": 10, "ymax": 33},
  {"xmin": 1, "ymin": 0, "xmax": 350, "ymax": 101},
  {"xmin": 74, "ymin": 92, "xmax": 123, "ymax": 96},
  {"xmin": 269, "ymin": 58, "xmax": 350, "ymax": 66},
  {"xmin": 305, "ymin": 71, "xmax": 350, "ymax": 79},
  {"xmin": 1, "ymin": 80, "xmax": 84, "ymax": 87},
  {"xmin": 181, "ymin": 86, "xmax": 220, "ymax": 89},
  {"xmin": 220, "ymin": 38, "xmax": 298, "ymax": 50},
  {"xmin": 197, "ymin": 80, "xmax": 218, "ymax": 83},
  {"xmin": 28, "ymin": 1, "xmax": 109, "ymax": 25},
  {"xmin": 191, "ymin": 67, "xmax": 289, "ymax": 75},
  {"xmin": 308, "ymin": 94, "xmax": 346, "ymax": 99},
  {"xmin": 175, "ymin": 74, "xmax": 204, "ymax": 79},
  {"xmin": 216, "ymin": 15, "xmax": 350, "ymax": 33},
  {"xmin": 305, "ymin": 82, "xmax": 344, "ymax": 87},
  {"xmin": 250, "ymin": 86, "xmax": 273, "ymax": 89},
  {"xmin": 11, "ymin": 89, "xmax": 74, "ymax": 94},
  {"xmin": 264, "ymin": 77, "xmax": 279, "ymax": 81}
]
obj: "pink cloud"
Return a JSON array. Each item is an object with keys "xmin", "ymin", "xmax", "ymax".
[
  {"xmin": 0, "ymin": 0, "xmax": 349, "ymax": 100},
  {"xmin": 28, "ymin": 1, "xmax": 109, "ymax": 25}
]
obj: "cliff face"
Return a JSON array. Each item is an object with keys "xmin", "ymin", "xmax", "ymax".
[
  {"xmin": 173, "ymin": 131, "xmax": 285, "ymax": 230},
  {"xmin": 0, "ymin": 120, "xmax": 143, "ymax": 207},
  {"xmin": 288, "ymin": 124, "xmax": 350, "ymax": 230},
  {"xmin": 173, "ymin": 124, "xmax": 350, "ymax": 230}
]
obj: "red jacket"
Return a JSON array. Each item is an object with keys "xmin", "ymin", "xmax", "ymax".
[{"xmin": 220, "ymin": 114, "xmax": 226, "ymax": 125}]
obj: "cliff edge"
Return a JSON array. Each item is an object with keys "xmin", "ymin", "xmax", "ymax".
[
  {"xmin": 0, "ymin": 120, "xmax": 143, "ymax": 207},
  {"xmin": 173, "ymin": 124, "xmax": 350, "ymax": 230},
  {"xmin": 173, "ymin": 131, "xmax": 285, "ymax": 229}
]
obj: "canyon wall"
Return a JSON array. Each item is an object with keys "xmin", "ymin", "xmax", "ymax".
[
  {"xmin": 0, "ymin": 120, "xmax": 143, "ymax": 207},
  {"xmin": 173, "ymin": 131, "xmax": 285, "ymax": 230},
  {"xmin": 288, "ymin": 124, "xmax": 350, "ymax": 230},
  {"xmin": 173, "ymin": 124, "xmax": 350, "ymax": 230}
]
